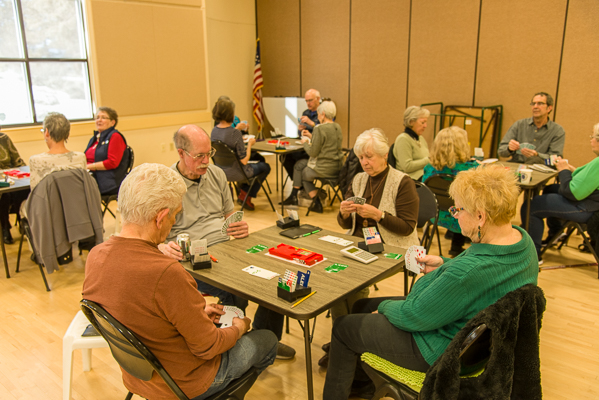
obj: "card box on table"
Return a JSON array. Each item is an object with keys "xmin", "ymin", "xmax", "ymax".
[
  {"xmin": 192, "ymin": 260, "xmax": 212, "ymax": 270},
  {"xmin": 277, "ymin": 285, "xmax": 312, "ymax": 302}
]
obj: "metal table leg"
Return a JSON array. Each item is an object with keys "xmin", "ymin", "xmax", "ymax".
[
  {"xmin": 302, "ymin": 318, "xmax": 314, "ymax": 400},
  {"xmin": 280, "ymin": 154, "xmax": 287, "ymax": 214}
]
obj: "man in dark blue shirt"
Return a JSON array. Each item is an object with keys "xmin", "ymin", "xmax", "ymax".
[{"xmin": 281, "ymin": 89, "xmax": 322, "ymax": 192}]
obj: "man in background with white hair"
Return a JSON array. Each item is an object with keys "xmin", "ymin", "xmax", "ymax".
[{"xmin": 83, "ymin": 163, "xmax": 277, "ymax": 400}]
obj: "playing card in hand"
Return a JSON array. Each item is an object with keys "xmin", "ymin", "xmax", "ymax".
[
  {"xmin": 221, "ymin": 211, "xmax": 244, "ymax": 235},
  {"xmin": 405, "ymin": 245, "xmax": 426, "ymax": 275},
  {"xmin": 347, "ymin": 196, "xmax": 366, "ymax": 205}
]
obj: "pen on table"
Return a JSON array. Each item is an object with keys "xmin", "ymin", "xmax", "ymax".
[
  {"xmin": 209, "ymin": 254, "xmax": 218, "ymax": 263},
  {"xmin": 291, "ymin": 291, "xmax": 317, "ymax": 308}
]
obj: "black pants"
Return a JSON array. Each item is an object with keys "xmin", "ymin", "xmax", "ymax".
[
  {"xmin": 323, "ymin": 296, "xmax": 430, "ymax": 399},
  {"xmin": 0, "ymin": 191, "xmax": 29, "ymax": 231}
]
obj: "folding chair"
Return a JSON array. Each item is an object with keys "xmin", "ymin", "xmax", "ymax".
[
  {"xmin": 305, "ymin": 177, "xmax": 344, "ymax": 216},
  {"xmin": 423, "ymin": 174, "xmax": 455, "ymax": 256},
  {"xmin": 80, "ymin": 299, "xmax": 260, "ymax": 400},
  {"xmin": 211, "ymin": 141, "xmax": 275, "ymax": 212},
  {"xmin": 102, "ymin": 146, "xmax": 135, "ymax": 218},
  {"xmin": 540, "ymin": 220, "xmax": 599, "ymax": 277},
  {"xmin": 410, "ymin": 182, "xmax": 440, "ymax": 291}
]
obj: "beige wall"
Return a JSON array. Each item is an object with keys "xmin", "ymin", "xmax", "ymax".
[
  {"xmin": 5, "ymin": 0, "xmax": 257, "ymax": 169},
  {"xmin": 257, "ymin": 0, "xmax": 598, "ymax": 167}
]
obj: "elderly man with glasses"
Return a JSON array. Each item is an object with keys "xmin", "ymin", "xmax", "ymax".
[
  {"xmin": 158, "ymin": 124, "xmax": 297, "ymax": 361},
  {"xmin": 498, "ymin": 92, "xmax": 565, "ymax": 164}
]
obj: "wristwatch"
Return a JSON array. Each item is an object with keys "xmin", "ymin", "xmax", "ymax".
[{"xmin": 380, "ymin": 211, "xmax": 385, "ymax": 220}]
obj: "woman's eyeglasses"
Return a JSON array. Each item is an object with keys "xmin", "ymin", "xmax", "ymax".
[{"xmin": 449, "ymin": 206, "xmax": 465, "ymax": 218}]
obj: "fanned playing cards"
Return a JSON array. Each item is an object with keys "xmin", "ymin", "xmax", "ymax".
[
  {"xmin": 347, "ymin": 196, "xmax": 366, "ymax": 205},
  {"xmin": 222, "ymin": 211, "xmax": 244, "ymax": 235},
  {"xmin": 218, "ymin": 306, "xmax": 245, "ymax": 328},
  {"xmin": 405, "ymin": 245, "xmax": 426, "ymax": 274}
]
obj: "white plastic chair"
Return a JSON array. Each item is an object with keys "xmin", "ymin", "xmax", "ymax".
[{"xmin": 63, "ymin": 310, "xmax": 108, "ymax": 400}]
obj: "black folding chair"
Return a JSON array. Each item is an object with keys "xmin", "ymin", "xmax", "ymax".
[
  {"xmin": 411, "ymin": 182, "xmax": 440, "ymax": 291},
  {"xmin": 102, "ymin": 146, "xmax": 135, "ymax": 218},
  {"xmin": 423, "ymin": 174, "xmax": 455, "ymax": 256},
  {"xmin": 211, "ymin": 140, "xmax": 275, "ymax": 212},
  {"xmin": 80, "ymin": 299, "xmax": 260, "ymax": 400},
  {"xmin": 305, "ymin": 177, "xmax": 344, "ymax": 216}
]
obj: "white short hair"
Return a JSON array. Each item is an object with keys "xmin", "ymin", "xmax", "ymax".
[
  {"xmin": 594, "ymin": 122, "xmax": 599, "ymax": 137},
  {"xmin": 317, "ymin": 101, "xmax": 336, "ymax": 120},
  {"xmin": 403, "ymin": 106, "xmax": 430, "ymax": 128},
  {"xmin": 354, "ymin": 128, "xmax": 389, "ymax": 158},
  {"xmin": 118, "ymin": 163, "xmax": 187, "ymax": 226}
]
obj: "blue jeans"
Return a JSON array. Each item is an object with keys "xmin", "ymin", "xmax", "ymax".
[
  {"xmin": 525, "ymin": 189, "xmax": 594, "ymax": 255},
  {"xmin": 241, "ymin": 162, "xmax": 271, "ymax": 198},
  {"xmin": 195, "ymin": 279, "xmax": 285, "ymax": 340},
  {"xmin": 191, "ymin": 330, "xmax": 278, "ymax": 400}
]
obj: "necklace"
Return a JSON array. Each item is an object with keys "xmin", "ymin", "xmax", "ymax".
[{"xmin": 362, "ymin": 168, "xmax": 389, "ymax": 227}]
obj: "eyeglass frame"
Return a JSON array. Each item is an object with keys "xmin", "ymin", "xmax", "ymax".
[
  {"xmin": 449, "ymin": 206, "xmax": 465, "ymax": 218},
  {"xmin": 183, "ymin": 148, "xmax": 216, "ymax": 160},
  {"xmin": 529, "ymin": 101, "xmax": 547, "ymax": 106},
  {"xmin": 590, "ymin": 135, "xmax": 599, "ymax": 140}
]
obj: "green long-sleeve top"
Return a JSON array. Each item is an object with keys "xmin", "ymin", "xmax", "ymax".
[
  {"xmin": 568, "ymin": 156, "xmax": 599, "ymax": 200},
  {"xmin": 378, "ymin": 225, "xmax": 539, "ymax": 365},
  {"xmin": 393, "ymin": 131, "xmax": 430, "ymax": 180}
]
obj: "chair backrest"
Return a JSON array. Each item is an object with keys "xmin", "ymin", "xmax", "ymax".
[
  {"xmin": 459, "ymin": 323, "xmax": 491, "ymax": 375},
  {"xmin": 387, "ymin": 143, "xmax": 397, "ymax": 170},
  {"xmin": 414, "ymin": 181, "xmax": 438, "ymax": 229},
  {"xmin": 80, "ymin": 299, "xmax": 189, "ymax": 400},
  {"xmin": 211, "ymin": 140, "xmax": 249, "ymax": 183},
  {"xmin": 423, "ymin": 174, "xmax": 455, "ymax": 212},
  {"xmin": 125, "ymin": 146, "xmax": 135, "ymax": 174}
]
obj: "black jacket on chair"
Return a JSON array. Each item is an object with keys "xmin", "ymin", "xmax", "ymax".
[{"xmin": 420, "ymin": 284, "xmax": 546, "ymax": 400}]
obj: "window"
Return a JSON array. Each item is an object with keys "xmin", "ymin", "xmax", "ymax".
[{"xmin": 0, "ymin": 0, "xmax": 93, "ymax": 126}]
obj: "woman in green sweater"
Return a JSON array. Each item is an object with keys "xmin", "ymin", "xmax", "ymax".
[
  {"xmin": 527, "ymin": 123, "xmax": 599, "ymax": 260},
  {"xmin": 323, "ymin": 165, "xmax": 539, "ymax": 399},
  {"xmin": 393, "ymin": 105, "xmax": 431, "ymax": 180}
]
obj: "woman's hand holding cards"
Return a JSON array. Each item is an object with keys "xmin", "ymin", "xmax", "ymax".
[{"xmin": 416, "ymin": 254, "xmax": 444, "ymax": 274}]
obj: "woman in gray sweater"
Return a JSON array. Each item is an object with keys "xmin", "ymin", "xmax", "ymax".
[{"xmin": 281, "ymin": 101, "xmax": 343, "ymax": 213}]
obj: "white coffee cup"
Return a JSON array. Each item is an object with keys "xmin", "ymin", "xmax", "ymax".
[{"xmin": 520, "ymin": 168, "xmax": 533, "ymax": 184}]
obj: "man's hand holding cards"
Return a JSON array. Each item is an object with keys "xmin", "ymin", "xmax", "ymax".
[{"xmin": 222, "ymin": 211, "xmax": 249, "ymax": 238}]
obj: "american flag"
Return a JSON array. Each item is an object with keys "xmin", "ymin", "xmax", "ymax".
[{"xmin": 252, "ymin": 39, "xmax": 265, "ymax": 132}]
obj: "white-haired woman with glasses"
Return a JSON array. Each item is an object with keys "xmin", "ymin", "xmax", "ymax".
[
  {"xmin": 318, "ymin": 128, "xmax": 420, "ymax": 369},
  {"xmin": 526, "ymin": 123, "xmax": 599, "ymax": 262},
  {"xmin": 323, "ymin": 165, "xmax": 538, "ymax": 399},
  {"xmin": 84, "ymin": 106, "xmax": 130, "ymax": 195},
  {"xmin": 393, "ymin": 105, "xmax": 431, "ymax": 180}
]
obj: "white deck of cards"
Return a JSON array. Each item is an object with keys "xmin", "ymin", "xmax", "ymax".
[
  {"xmin": 405, "ymin": 245, "xmax": 426, "ymax": 274},
  {"xmin": 242, "ymin": 265, "xmax": 280, "ymax": 280},
  {"xmin": 319, "ymin": 235, "xmax": 353, "ymax": 246},
  {"xmin": 222, "ymin": 211, "xmax": 244, "ymax": 235},
  {"xmin": 218, "ymin": 306, "xmax": 244, "ymax": 328}
]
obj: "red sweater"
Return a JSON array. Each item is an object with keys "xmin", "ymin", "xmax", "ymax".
[{"xmin": 82, "ymin": 236, "xmax": 239, "ymax": 399}]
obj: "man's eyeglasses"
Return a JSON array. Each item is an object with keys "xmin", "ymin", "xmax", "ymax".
[
  {"xmin": 184, "ymin": 148, "xmax": 216, "ymax": 160},
  {"xmin": 449, "ymin": 206, "xmax": 465, "ymax": 218},
  {"xmin": 95, "ymin": 115, "xmax": 111, "ymax": 120},
  {"xmin": 530, "ymin": 102, "xmax": 546, "ymax": 106}
]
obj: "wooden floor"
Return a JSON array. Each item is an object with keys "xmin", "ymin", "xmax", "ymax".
[{"xmin": 1, "ymin": 161, "xmax": 597, "ymax": 400}]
